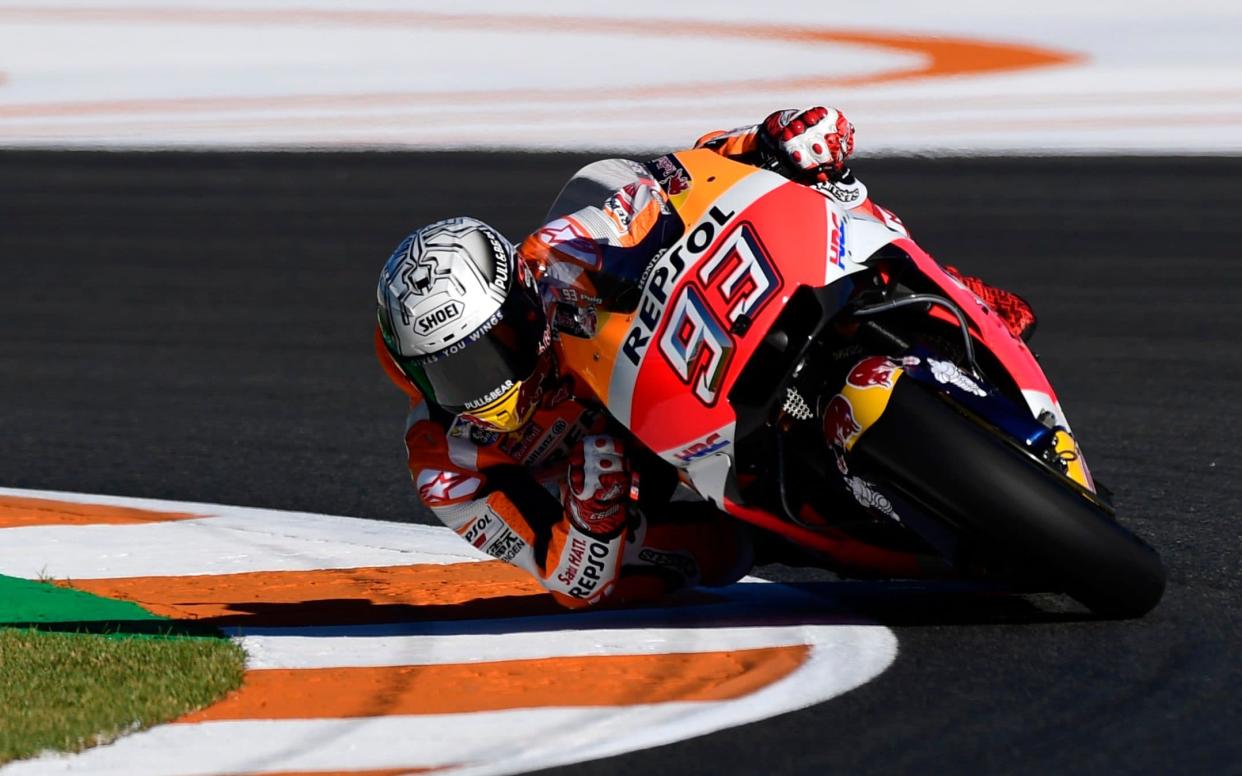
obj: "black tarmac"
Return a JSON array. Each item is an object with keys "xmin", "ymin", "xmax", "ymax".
[{"xmin": 2, "ymin": 151, "xmax": 1240, "ymax": 774}]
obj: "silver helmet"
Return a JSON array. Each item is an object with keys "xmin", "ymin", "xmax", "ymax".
[{"xmin": 377, "ymin": 217, "xmax": 550, "ymax": 431}]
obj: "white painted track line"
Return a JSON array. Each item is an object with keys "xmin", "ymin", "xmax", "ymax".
[{"xmin": 235, "ymin": 605, "xmax": 866, "ymax": 668}]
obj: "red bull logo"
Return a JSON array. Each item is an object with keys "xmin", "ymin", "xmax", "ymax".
[
  {"xmin": 823, "ymin": 395, "xmax": 861, "ymax": 449},
  {"xmin": 847, "ymin": 356, "xmax": 900, "ymax": 389},
  {"xmin": 666, "ymin": 170, "xmax": 691, "ymax": 196}
]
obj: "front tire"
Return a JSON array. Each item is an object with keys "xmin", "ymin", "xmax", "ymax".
[{"xmin": 852, "ymin": 379, "xmax": 1165, "ymax": 618}]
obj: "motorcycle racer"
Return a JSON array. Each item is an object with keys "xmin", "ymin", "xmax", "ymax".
[
  {"xmin": 376, "ymin": 107, "xmax": 1035, "ymax": 609},
  {"xmin": 377, "ymin": 216, "xmax": 754, "ymax": 609}
]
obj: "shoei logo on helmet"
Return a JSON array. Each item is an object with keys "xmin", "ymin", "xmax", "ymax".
[
  {"xmin": 416, "ymin": 301, "xmax": 464, "ymax": 335},
  {"xmin": 421, "ymin": 308, "xmax": 506, "ymax": 365}
]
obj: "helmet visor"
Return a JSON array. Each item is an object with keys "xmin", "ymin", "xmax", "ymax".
[{"xmin": 398, "ymin": 285, "xmax": 549, "ymax": 417}]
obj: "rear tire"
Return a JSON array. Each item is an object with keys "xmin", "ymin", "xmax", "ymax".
[{"xmin": 852, "ymin": 379, "xmax": 1165, "ymax": 618}]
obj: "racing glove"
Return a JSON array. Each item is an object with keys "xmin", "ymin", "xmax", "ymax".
[
  {"xmin": 565, "ymin": 434, "xmax": 631, "ymax": 538},
  {"xmin": 761, "ymin": 106, "xmax": 855, "ymax": 183}
]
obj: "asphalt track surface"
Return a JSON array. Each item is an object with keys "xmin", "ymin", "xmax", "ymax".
[{"xmin": 3, "ymin": 151, "xmax": 1240, "ymax": 775}]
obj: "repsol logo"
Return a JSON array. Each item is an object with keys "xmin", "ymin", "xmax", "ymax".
[
  {"xmin": 463, "ymin": 512, "xmax": 494, "ymax": 548},
  {"xmin": 415, "ymin": 301, "xmax": 463, "ymax": 334},
  {"xmin": 622, "ymin": 205, "xmax": 736, "ymax": 366},
  {"xmin": 568, "ymin": 539, "xmax": 612, "ymax": 598}
]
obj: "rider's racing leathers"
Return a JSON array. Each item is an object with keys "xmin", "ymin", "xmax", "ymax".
[
  {"xmin": 377, "ymin": 326, "xmax": 754, "ymax": 609},
  {"xmin": 379, "ymin": 115, "xmax": 994, "ymax": 609}
]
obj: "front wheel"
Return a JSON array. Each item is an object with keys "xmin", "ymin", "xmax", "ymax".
[{"xmin": 852, "ymin": 379, "xmax": 1165, "ymax": 618}]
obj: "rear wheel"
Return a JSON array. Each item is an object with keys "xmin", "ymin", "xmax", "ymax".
[{"xmin": 852, "ymin": 379, "xmax": 1165, "ymax": 618}]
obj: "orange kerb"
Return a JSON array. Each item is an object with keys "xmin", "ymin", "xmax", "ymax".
[
  {"xmin": 179, "ymin": 645, "xmax": 809, "ymax": 721},
  {"xmin": 61, "ymin": 562, "xmax": 561, "ymax": 626},
  {"xmin": 0, "ymin": 495, "xmax": 197, "ymax": 528}
]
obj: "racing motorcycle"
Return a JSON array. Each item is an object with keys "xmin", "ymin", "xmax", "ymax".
[{"xmin": 549, "ymin": 149, "xmax": 1165, "ymax": 618}]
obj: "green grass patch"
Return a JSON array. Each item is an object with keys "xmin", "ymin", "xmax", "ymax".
[
  {"xmin": 0, "ymin": 574, "xmax": 162, "ymax": 626},
  {"xmin": 0, "ymin": 576, "xmax": 246, "ymax": 765}
]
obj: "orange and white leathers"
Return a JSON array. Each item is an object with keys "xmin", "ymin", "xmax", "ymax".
[{"xmin": 377, "ymin": 327, "xmax": 752, "ymax": 610}]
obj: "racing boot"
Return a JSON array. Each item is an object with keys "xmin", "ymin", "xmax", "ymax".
[{"xmin": 943, "ymin": 265, "xmax": 1038, "ymax": 342}]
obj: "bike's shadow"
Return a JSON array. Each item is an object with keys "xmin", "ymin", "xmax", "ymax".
[{"xmin": 766, "ymin": 577, "xmax": 1099, "ymax": 626}]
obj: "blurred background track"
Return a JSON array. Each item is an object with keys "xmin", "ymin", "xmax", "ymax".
[{"xmin": 2, "ymin": 152, "xmax": 1240, "ymax": 773}]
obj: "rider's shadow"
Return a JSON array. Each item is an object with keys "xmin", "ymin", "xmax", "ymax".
[
  {"xmin": 195, "ymin": 577, "xmax": 1092, "ymax": 639},
  {"xmin": 200, "ymin": 592, "xmax": 567, "ymax": 631}
]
